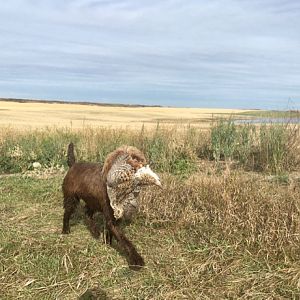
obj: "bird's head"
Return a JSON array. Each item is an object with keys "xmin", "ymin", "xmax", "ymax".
[{"xmin": 135, "ymin": 165, "xmax": 162, "ymax": 188}]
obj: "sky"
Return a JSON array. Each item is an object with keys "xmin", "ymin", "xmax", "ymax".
[{"xmin": 0, "ymin": 0, "xmax": 299, "ymax": 109}]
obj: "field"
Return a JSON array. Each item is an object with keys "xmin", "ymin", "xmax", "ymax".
[
  {"xmin": 1, "ymin": 100, "xmax": 300, "ymax": 299},
  {"xmin": 0, "ymin": 99, "xmax": 254, "ymax": 129}
]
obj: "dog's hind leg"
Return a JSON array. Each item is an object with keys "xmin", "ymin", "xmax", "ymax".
[{"xmin": 62, "ymin": 196, "xmax": 79, "ymax": 234}]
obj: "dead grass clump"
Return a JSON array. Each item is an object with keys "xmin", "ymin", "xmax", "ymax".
[{"xmin": 140, "ymin": 171, "xmax": 300, "ymax": 258}]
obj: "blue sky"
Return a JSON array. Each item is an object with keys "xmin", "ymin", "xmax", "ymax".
[{"xmin": 0, "ymin": 0, "xmax": 299, "ymax": 109}]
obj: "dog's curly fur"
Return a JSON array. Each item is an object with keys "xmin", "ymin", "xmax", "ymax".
[{"xmin": 61, "ymin": 143, "xmax": 146, "ymax": 269}]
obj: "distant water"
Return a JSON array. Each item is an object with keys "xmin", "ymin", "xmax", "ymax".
[{"xmin": 235, "ymin": 117, "xmax": 300, "ymax": 124}]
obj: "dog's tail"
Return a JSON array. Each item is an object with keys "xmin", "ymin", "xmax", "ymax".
[{"xmin": 67, "ymin": 142, "xmax": 76, "ymax": 167}]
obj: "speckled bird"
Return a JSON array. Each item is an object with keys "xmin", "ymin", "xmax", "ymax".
[{"xmin": 106, "ymin": 152, "xmax": 161, "ymax": 220}]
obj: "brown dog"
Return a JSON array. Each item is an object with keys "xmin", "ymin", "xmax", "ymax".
[{"xmin": 61, "ymin": 143, "xmax": 146, "ymax": 269}]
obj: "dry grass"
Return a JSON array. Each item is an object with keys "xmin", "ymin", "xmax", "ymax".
[
  {"xmin": 1, "ymin": 167, "xmax": 300, "ymax": 299},
  {"xmin": 0, "ymin": 107, "xmax": 299, "ymax": 298},
  {"xmin": 0, "ymin": 100, "xmax": 254, "ymax": 129}
]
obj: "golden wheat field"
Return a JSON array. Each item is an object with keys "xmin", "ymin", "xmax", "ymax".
[{"xmin": 0, "ymin": 100, "xmax": 255, "ymax": 129}]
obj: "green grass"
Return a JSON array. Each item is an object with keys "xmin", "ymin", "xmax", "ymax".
[
  {"xmin": 0, "ymin": 126, "xmax": 202, "ymax": 177},
  {"xmin": 239, "ymin": 110, "xmax": 300, "ymax": 118},
  {"xmin": 210, "ymin": 119, "xmax": 299, "ymax": 173},
  {"xmin": 1, "ymin": 169, "xmax": 300, "ymax": 299}
]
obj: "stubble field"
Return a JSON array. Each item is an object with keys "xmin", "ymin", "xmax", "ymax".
[{"xmin": 0, "ymin": 100, "xmax": 253, "ymax": 129}]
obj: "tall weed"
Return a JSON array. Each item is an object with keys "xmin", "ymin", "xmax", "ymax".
[{"xmin": 211, "ymin": 119, "xmax": 237, "ymax": 161}]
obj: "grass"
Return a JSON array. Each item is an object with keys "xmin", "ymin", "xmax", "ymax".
[
  {"xmin": 0, "ymin": 125, "xmax": 203, "ymax": 177},
  {"xmin": 210, "ymin": 119, "xmax": 299, "ymax": 173},
  {"xmin": 1, "ymin": 169, "xmax": 300, "ymax": 299},
  {"xmin": 0, "ymin": 119, "xmax": 300, "ymax": 298},
  {"xmin": 240, "ymin": 109, "xmax": 300, "ymax": 118},
  {"xmin": 1, "ymin": 119, "xmax": 299, "ymax": 176}
]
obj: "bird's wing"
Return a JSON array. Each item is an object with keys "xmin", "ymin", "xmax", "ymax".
[
  {"xmin": 107, "ymin": 183, "xmax": 138, "ymax": 220},
  {"xmin": 106, "ymin": 153, "xmax": 135, "ymax": 187},
  {"xmin": 106, "ymin": 153, "xmax": 145, "ymax": 219},
  {"xmin": 106, "ymin": 153, "xmax": 134, "ymax": 219}
]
